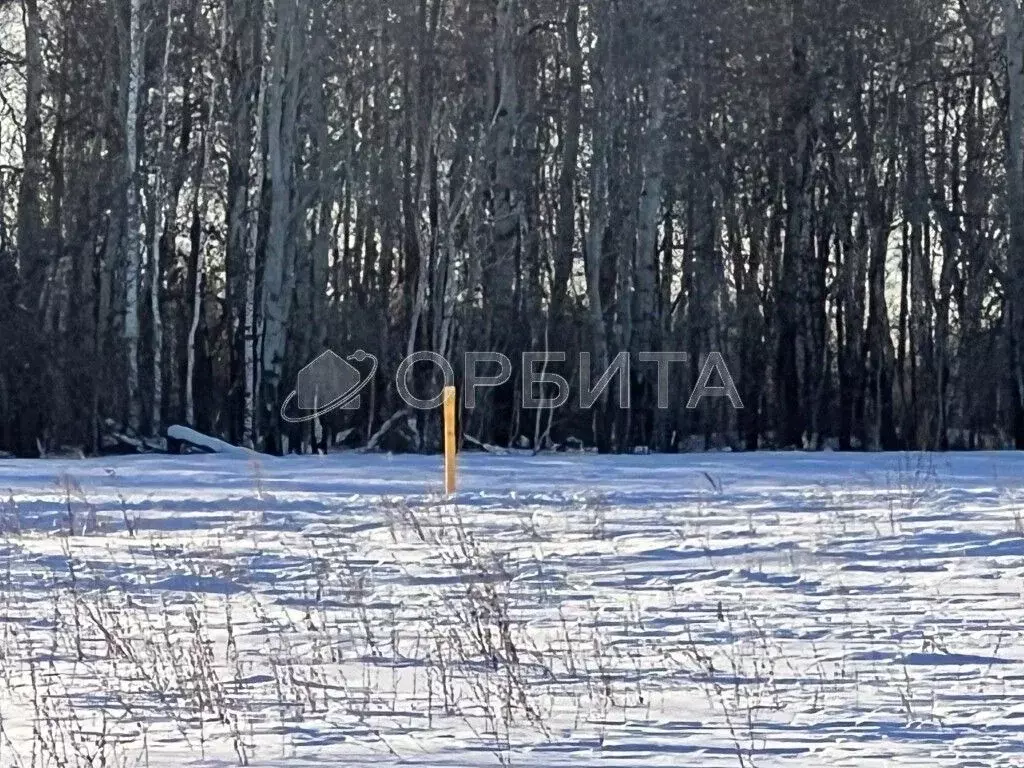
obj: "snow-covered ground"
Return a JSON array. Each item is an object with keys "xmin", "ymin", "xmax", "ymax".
[{"xmin": 0, "ymin": 451, "xmax": 1023, "ymax": 767}]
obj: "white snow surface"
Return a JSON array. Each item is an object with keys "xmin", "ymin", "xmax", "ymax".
[{"xmin": 0, "ymin": 451, "xmax": 1023, "ymax": 766}]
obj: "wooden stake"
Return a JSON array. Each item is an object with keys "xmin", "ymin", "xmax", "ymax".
[{"xmin": 443, "ymin": 386, "xmax": 457, "ymax": 495}]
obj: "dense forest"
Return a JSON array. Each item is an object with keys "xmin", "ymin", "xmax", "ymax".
[{"xmin": 1, "ymin": 0, "xmax": 1023, "ymax": 456}]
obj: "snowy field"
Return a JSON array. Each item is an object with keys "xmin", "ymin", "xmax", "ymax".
[{"xmin": 0, "ymin": 451, "xmax": 1023, "ymax": 767}]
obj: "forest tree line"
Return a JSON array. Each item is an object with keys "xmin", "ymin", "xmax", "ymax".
[{"xmin": 1, "ymin": 0, "xmax": 1024, "ymax": 455}]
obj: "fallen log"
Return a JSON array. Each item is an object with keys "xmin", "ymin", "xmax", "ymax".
[
  {"xmin": 360, "ymin": 409, "xmax": 413, "ymax": 453},
  {"xmin": 166, "ymin": 425, "xmax": 254, "ymax": 456},
  {"xmin": 464, "ymin": 434, "xmax": 509, "ymax": 455}
]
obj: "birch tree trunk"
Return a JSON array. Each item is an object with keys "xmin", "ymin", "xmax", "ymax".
[
  {"xmin": 149, "ymin": 1, "xmax": 174, "ymax": 435},
  {"xmin": 585, "ymin": 9, "xmax": 612, "ymax": 451},
  {"xmin": 225, "ymin": 0, "xmax": 265, "ymax": 447},
  {"xmin": 1005, "ymin": 0, "xmax": 1024, "ymax": 446},
  {"xmin": 123, "ymin": 0, "xmax": 145, "ymax": 434},
  {"xmin": 487, "ymin": 0, "xmax": 520, "ymax": 346},
  {"xmin": 243, "ymin": 63, "xmax": 266, "ymax": 449},
  {"xmin": 243, "ymin": 28, "xmax": 267, "ymax": 450},
  {"xmin": 185, "ymin": 48, "xmax": 222, "ymax": 427},
  {"xmin": 634, "ymin": 61, "xmax": 667, "ymax": 346},
  {"xmin": 550, "ymin": 0, "xmax": 582, "ymax": 322},
  {"xmin": 776, "ymin": 0, "xmax": 814, "ymax": 449},
  {"xmin": 17, "ymin": 0, "xmax": 44, "ymax": 290},
  {"xmin": 259, "ymin": 0, "xmax": 304, "ymax": 449},
  {"xmin": 904, "ymin": 79, "xmax": 933, "ymax": 446}
]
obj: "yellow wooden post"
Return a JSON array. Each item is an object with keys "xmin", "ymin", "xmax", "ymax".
[{"xmin": 443, "ymin": 385, "xmax": 457, "ymax": 495}]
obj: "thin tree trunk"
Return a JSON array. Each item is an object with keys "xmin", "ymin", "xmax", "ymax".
[
  {"xmin": 226, "ymin": 0, "xmax": 264, "ymax": 444},
  {"xmin": 585, "ymin": 13, "xmax": 611, "ymax": 451},
  {"xmin": 1005, "ymin": 0, "xmax": 1024, "ymax": 446},
  {"xmin": 633, "ymin": 52, "xmax": 667, "ymax": 447},
  {"xmin": 551, "ymin": 0, "xmax": 582, "ymax": 321},
  {"xmin": 244, "ymin": 61, "xmax": 266, "ymax": 448},
  {"xmin": 259, "ymin": 0, "xmax": 303, "ymax": 449},
  {"xmin": 186, "ymin": 34, "xmax": 223, "ymax": 427},
  {"xmin": 487, "ymin": 0, "xmax": 520, "ymax": 346},
  {"xmin": 123, "ymin": 0, "xmax": 145, "ymax": 433},
  {"xmin": 149, "ymin": 1, "xmax": 174, "ymax": 435},
  {"xmin": 777, "ymin": 0, "xmax": 814, "ymax": 449},
  {"xmin": 17, "ymin": 0, "xmax": 44, "ymax": 289}
]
